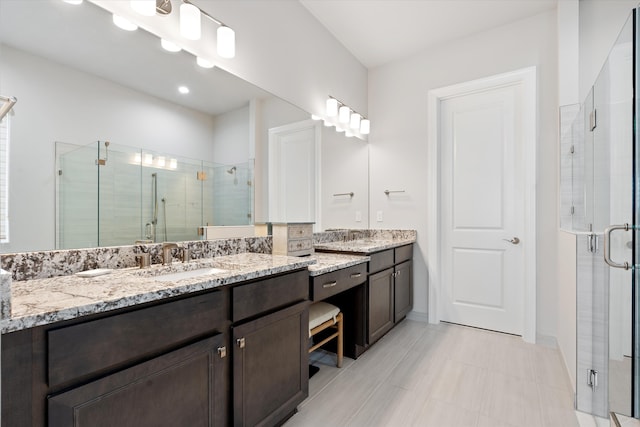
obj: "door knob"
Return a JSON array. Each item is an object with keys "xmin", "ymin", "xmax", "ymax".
[{"xmin": 502, "ymin": 237, "xmax": 520, "ymax": 245}]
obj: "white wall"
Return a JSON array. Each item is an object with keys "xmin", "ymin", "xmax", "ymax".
[
  {"xmin": 368, "ymin": 11, "xmax": 559, "ymax": 335},
  {"xmin": 579, "ymin": 0, "xmax": 638, "ymax": 102},
  {"xmin": 1, "ymin": 46, "xmax": 216, "ymax": 252},
  {"xmin": 212, "ymin": 104, "xmax": 251, "ymax": 165}
]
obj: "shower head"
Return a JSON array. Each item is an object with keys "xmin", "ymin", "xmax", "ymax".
[{"xmin": 227, "ymin": 166, "xmax": 236, "ymax": 174}]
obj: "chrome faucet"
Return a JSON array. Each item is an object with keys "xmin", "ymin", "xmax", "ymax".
[{"xmin": 162, "ymin": 242, "xmax": 179, "ymax": 265}]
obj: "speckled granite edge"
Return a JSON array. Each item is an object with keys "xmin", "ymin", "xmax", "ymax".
[
  {"xmin": 307, "ymin": 253, "xmax": 370, "ymax": 276},
  {"xmin": 314, "ymin": 229, "xmax": 417, "ymax": 254},
  {"xmin": 0, "ymin": 236, "xmax": 272, "ymax": 282},
  {"xmin": 0, "ymin": 269, "xmax": 10, "ymax": 319},
  {"xmin": 3, "ymin": 254, "xmax": 313, "ymax": 333}
]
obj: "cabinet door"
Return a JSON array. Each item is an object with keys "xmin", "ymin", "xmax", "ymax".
[
  {"xmin": 368, "ymin": 268, "xmax": 394, "ymax": 344},
  {"xmin": 48, "ymin": 335, "xmax": 228, "ymax": 427},
  {"xmin": 394, "ymin": 260, "xmax": 413, "ymax": 322},
  {"xmin": 233, "ymin": 301, "xmax": 309, "ymax": 427}
]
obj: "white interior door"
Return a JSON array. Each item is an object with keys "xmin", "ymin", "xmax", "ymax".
[
  {"xmin": 268, "ymin": 120, "xmax": 320, "ymax": 225},
  {"xmin": 440, "ymin": 84, "xmax": 525, "ymax": 335}
]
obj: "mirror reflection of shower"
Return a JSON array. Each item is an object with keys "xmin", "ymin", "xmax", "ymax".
[
  {"xmin": 145, "ymin": 172, "xmax": 158, "ymax": 242},
  {"xmin": 227, "ymin": 165, "xmax": 238, "ymax": 185}
]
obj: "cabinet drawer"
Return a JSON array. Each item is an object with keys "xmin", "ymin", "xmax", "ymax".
[
  {"xmin": 233, "ymin": 270, "xmax": 308, "ymax": 322},
  {"xmin": 288, "ymin": 238, "xmax": 313, "ymax": 253},
  {"xmin": 395, "ymin": 244, "xmax": 413, "ymax": 264},
  {"xmin": 288, "ymin": 224, "xmax": 313, "ymax": 238},
  {"xmin": 48, "ymin": 291, "xmax": 226, "ymax": 389},
  {"xmin": 311, "ymin": 264, "xmax": 367, "ymax": 301},
  {"xmin": 369, "ymin": 249, "xmax": 394, "ymax": 273}
]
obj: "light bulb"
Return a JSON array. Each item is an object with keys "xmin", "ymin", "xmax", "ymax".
[
  {"xmin": 339, "ymin": 106, "xmax": 350, "ymax": 124},
  {"xmin": 196, "ymin": 57, "xmax": 215, "ymax": 68},
  {"xmin": 113, "ymin": 14, "xmax": 138, "ymax": 31},
  {"xmin": 360, "ymin": 119, "xmax": 370, "ymax": 135},
  {"xmin": 180, "ymin": 3, "xmax": 201, "ymax": 40},
  {"xmin": 350, "ymin": 112, "xmax": 361, "ymax": 130},
  {"xmin": 326, "ymin": 98, "xmax": 338, "ymax": 117},
  {"xmin": 217, "ymin": 26, "xmax": 236, "ymax": 58},
  {"xmin": 161, "ymin": 39, "xmax": 181, "ymax": 52},
  {"xmin": 130, "ymin": 0, "xmax": 155, "ymax": 16}
]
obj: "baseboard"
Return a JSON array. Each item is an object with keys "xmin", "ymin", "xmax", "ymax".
[{"xmin": 406, "ymin": 310, "xmax": 429, "ymax": 323}]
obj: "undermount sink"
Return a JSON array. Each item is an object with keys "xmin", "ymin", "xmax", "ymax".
[{"xmin": 153, "ymin": 267, "xmax": 228, "ymax": 282}]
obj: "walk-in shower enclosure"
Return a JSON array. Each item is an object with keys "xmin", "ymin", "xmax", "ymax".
[
  {"xmin": 560, "ymin": 7, "xmax": 639, "ymax": 420},
  {"xmin": 56, "ymin": 141, "xmax": 253, "ymax": 249}
]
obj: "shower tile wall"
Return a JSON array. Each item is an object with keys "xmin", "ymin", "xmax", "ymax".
[{"xmin": 211, "ymin": 162, "xmax": 253, "ymax": 226}]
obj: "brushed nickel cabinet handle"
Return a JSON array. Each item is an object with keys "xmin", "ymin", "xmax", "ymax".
[
  {"xmin": 323, "ymin": 281, "xmax": 338, "ymax": 288},
  {"xmin": 350, "ymin": 273, "xmax": 362, "ymax": 278},
  {"xmin": 217, "ymin": 346, "xmax": 227, "ymax": 358},
  {"xmin": 237, "ymin": 338, "xmax": 245, "ymax": 349}
]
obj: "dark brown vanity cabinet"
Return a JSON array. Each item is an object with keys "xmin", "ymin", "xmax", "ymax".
[
  {"xmin": 3, "ymin": 269, "xmax": 311, "ymax": 427},
  {"xmin": 367, "ymin": 244, "xmax": 413, "ymax": 345},
  {"xmin": 231, "ymin": 270, "xmax": 309, "ymax": 427}
]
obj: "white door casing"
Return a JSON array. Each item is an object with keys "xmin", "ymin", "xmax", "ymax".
[{"xmin": 427, "ymin": 67, "xmax": 537, "ymax": 343}]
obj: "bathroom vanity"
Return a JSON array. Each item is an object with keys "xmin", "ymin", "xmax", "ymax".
[{"xmin": 0, "ymin": 229, "xmax": 416, "ymax": 426}]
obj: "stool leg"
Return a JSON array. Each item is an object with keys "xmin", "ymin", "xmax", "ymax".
[{"xmin": 337, "ymin": 312, "xmax": 343, "ymax": 368}]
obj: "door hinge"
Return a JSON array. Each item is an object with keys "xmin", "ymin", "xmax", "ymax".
[
  {"xmin": 58, "ymin": 169, "xmax": 63, "ymax": 176},
  {"xmin": 587, "ymin": 233, "xmax": 598, "ymax": 254},
  {"xmin": 587, "ymin": 369, "xmax": 598, "ymax": 390},
  {"xmin": 570, "ymin": 206, "xmax": 575, "ymax": 215},
  {"xmin": 589, "ymin": 109, "xmax": 597, "ymax": 131},
  {"xmin": 237, "ymin": 337, "xmax": 245, "ymax": 349}
]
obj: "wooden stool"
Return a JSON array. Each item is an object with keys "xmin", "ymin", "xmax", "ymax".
[{"xmin": 308, "ymin": 302, "xmax": 343, "ymax": 368}]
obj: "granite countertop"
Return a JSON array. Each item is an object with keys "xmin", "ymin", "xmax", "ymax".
[
  {"xmin": 3, "ymin": 253, "xmax": 316, "ymax": 334},
  {"xmin": 306, "ymin": 252, "xmax": 370, "ymax": 277},
  {"xmin": 314, "ymin": 237, "xmax": 416, "ymax": 254}
]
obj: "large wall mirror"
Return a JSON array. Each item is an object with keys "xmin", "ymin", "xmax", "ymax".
[{"xmin": 0, "ymin": 0, "xmax": 369, "ymax": 253}]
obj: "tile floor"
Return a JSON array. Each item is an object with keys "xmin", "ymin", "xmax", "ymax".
[{"xmin": 285, "ymin": 320, "xmax": 579, "ymax": 427}]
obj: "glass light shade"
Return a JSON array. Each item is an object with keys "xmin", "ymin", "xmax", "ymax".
[
  {"xmin": 144, "ymin": 153, "xmax": 153, "ymax": 165},
  {"xmin": 311, "ymin": 114, "xmax": 322, "ymax": 121},
  {"xmin": 134, "ymin": 152, "xmax": 142, "ymax": 164},
  {"xmin": 339, "ymin": 106, "xmax": 350, "ymax": 124},
  {"xmin": 157, "ymin": 156, "xmax": 166, "ymax": 167},
  {"xmin": 326, "ymin": 98, "xmax": 338, "ymax": 117},
  {"xmin": 349, "ymin": 112, "xmax": 361, "ymax": 130},
  {"xmin": 130, "ymin": 0, "xmax": 155, "ymax": 16},
  {"xmin": 180, "ymin": 3, "xmax": 201, "ymax": 40},
  {"xmin": 217, "ymin": 26, "xmax": 236, "ymax": 58},
  {"xmin": 169, "ymin": 158, "xmax": 178, "ymax": 169},
  {"xmin": 113, "ymin": 14, "xmax": 138, "ymax": 31},
  {"xmin": 335, "ymin": 126, "xmax": 345, "ymax": 133},
  {"xmin": 345, "ymin": 130, "xmax": 354, "ymax": 138},
  {"xmin": 63, "ymin": 0, "xmax": 84, "ymax": 5},
  {"xmin": 323, "ymin": 120, "xmax": 333, "ymax": 127},
  {"xmin": 161, "ymin": 39, "xmax": 181, "ymax": 52},
  {"xmin": 360, "ymin": 119, "xmax": 370, "ymax": 135},
  {"xmin": 196, "ymin": 57, "xmax": 215, "ymax": 68}
]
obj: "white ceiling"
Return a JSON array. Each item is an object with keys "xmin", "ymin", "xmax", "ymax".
[{"xmin": 299, "ymin": 0, "xmax": 559, "ymax": 69}]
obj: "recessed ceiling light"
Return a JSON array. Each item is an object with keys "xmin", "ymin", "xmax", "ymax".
[
  {"xmin": 112, "ymin": 14, "xmax": 138, "ymax": 31},
  {"xmin": 161, "ymin": 39, "xmax": 181, "ymax": 52},
  {"xmin": 196, "ymin": 57, "xmax": 215, "ymax": 69},
  {"xmin": 178, "ymin": 86, "xmax": 190, "ymax": 94}
]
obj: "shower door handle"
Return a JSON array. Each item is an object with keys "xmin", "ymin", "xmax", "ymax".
[{"xmin": 604, "ymin": 224, "xmax": 631, "ymax": 270}]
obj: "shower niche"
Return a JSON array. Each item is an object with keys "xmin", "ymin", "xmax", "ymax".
[{"xmin": 55, "ymin": 141, "xmax": 254, "ymax": 249}]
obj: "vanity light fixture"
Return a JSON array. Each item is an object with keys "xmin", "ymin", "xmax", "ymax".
[
  {"xmin": 349, "ymin": 112, "xmax": 361, "ymax": 130},
  {"xmin": 161, "ymin": 39, "xmax": 182, "ymax": 52},
  {"xmin": 180, "ymin": 0, "xmax": 236, "ymax": 58},
  {"xmin": 130, "ymin": 0, "xmax": 156, "ymax": 17},
  {"xmin": 113, "ymin": 14, "xmax": 138, "ymax": 31},
  {"xmin": 338, "ymin": 105, "xmax": 351, "ymax": 124},
  {"xmin": 321, "ymin": 96, "xmax": 370, "ymax": 139},
  {"xmin": 180, "ymin": 2, "xmax": 201, "ymax": 40},
  {"xmin": 359, "ymin": 118, "xmax": 370, "ymax": 135},
  {"xmin": 326, "ymin": 98, "xmax": 339, "ymax": 117},
  {"xmin": 196, "ymin": 57, "xmax": 215, "ymax": 68}
]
